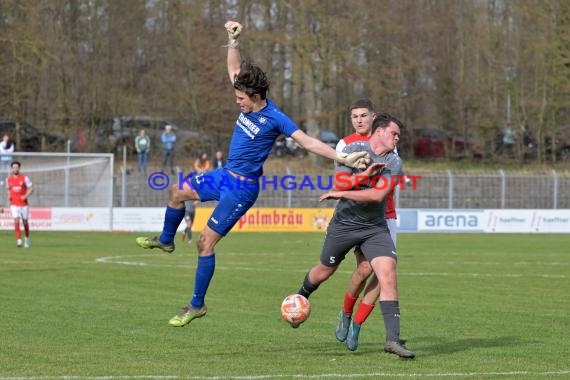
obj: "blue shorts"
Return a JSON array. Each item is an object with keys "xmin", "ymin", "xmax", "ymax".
[{"xmin": 190, "ymin": 168, "xmax": 260, "ymax": 236}]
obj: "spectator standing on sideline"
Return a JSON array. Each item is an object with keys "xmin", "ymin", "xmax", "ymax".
[
  {"xmin": 1, "ymin": 134, "xmax": 15, "ymax": 184},
  {"xmin": 499, "ymin": 125, "xmax": 516, "ymax": 157},
  {"xmin": 135, "ymin": 19, "xmax": 369, "ymax": 328},
  {"xmin": 212, "ymin": 150, "xmax": 226, "ymax": 169},
  {"xmin": 135, "ymin": 129, "xmax": 151, "ymax": 175},
  {"xmin": 5, "ymin": 161, "xmax": 33, "ymax": 248},
  {"xmin": 193, "ymin": 152, "xmax": 212, "ymax": 173},
  {"xmin": 161, "ymin": 125, "xmax": 176, "ymax": 174}
]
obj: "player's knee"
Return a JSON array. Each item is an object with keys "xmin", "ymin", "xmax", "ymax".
[
  {"xmin": 355, "ymin": 261, "xmax": 372, "ymax": 279},
  {"xmin": 197, "ymin": 233, "xmax": 208, "ymax": 248},
  {"xmin": 313, "ymin": 263, "xmax": 336, "ymax": 282},
  {"xmin": 197, "ymin": 233, "xmax": 215, "ymax": 254},
  {"xmin": 170, "ymin": 186, "xmax": 189, "ymax": 204},
  {"xmin": 168, "ymin": 184, "xmax": 179, "ymax": 198}
]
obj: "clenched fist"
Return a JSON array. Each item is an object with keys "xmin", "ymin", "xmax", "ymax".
[{"xmin": 224, "ymin": 20, "xmax": 243, "ymax": 48}]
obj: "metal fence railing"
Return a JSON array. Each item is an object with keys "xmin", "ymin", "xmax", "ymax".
[
  {"xmin": 10, "ymin": 151, "xmax": 566, "ymax": 210},
  {"xmin": 392, "ymin": 170, "xmax": 568, "ymax": 210},
  {"xmin": 115, "ymin": 166, "xmax": 570, "ymax": 210}
]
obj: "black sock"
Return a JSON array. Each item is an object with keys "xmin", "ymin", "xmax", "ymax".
[
  {"xmin": 380, "ymin": 300, "xmax": 400, "ymax": 342},
  {"xmin": 297, "ymin": 272, "xmax": 319, "ymax": 299}
]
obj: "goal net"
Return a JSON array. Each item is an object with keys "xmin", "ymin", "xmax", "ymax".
[{"xmin": 0, "ymin": 152, "xmax": 114, "ymax": 207}]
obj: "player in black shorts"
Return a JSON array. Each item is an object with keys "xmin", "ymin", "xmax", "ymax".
[
  {"xmin": 181, "ymin": 200, "xmax": 197, "ymax": 245},
  {"xmin": 293, "ymin": 113, "xmax": 414, "ymax": 359}
]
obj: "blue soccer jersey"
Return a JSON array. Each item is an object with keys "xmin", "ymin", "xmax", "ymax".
[{"xmin": 226, "ymin": 99, "xmax": 299, "ymax": 178}]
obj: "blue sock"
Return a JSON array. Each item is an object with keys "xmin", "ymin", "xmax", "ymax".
[
  {"xmin": 190, "ymin": 254, "xmax": 216, "ymax": 308},
  {"xmin": 159, "ymin": 206, "xmax": 186, "ymax": 244}
]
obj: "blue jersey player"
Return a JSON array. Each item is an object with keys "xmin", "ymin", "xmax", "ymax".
[{"xmin": 136, "ymin": 20, "xmax": 370, "ymax": 328}]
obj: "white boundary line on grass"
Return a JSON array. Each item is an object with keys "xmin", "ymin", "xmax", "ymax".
[
  {"xmin": 95, "ymin": 255, "xmax": 567, "ymax": 279},
  {"xmin": 429, "ymin": 261, "xmax": 569, "ymax": 266},
  {"xmin": 1, "ymin": 370, "xmax": 570, "ymax": 379}
]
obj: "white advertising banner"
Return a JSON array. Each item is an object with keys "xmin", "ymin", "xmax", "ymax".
[
  {"xmin": 50, "ymin": 208, "xmax": 111, "ymax": 231},
  {"xmin": 1, "ymin": 207, "xmax": 568, "ymax": 233},
  {"xmin": 0, "ymin": 208, "xmax": 53, "ymax": 230},
  {"xmin": 0, "ymin": 208, "xmax": 111, "ymax": 231},
  {"xmin": 418, "ymin": 210, "xmax": 485, "ymax": 232},
  {"xmin": 483, "ymin": 209, "xmax": 570, "ymax": 233},
  {"xmin": 113, "ymin": 207, "xmax": 185, "ymax": 232}
]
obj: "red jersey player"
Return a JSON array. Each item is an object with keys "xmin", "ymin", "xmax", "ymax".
[{"xmin": 5, "ymin": 161, "xmax": 33, "ymax": 248}]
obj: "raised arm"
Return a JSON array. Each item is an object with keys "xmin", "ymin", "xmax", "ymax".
[
  {"xmin": 291, "ymin": 129, "xmax": 370, "ymax": 170},
  {"xmin": 319, "ymin": 185, "xmax": 391, "ymax": 203},
  {"xmin": 225, "ymin": 20, "xmax": 243, "ymax": 84}
]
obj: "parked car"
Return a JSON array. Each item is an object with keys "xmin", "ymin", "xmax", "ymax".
[
  {"xmin": 272, "ymin": 135, "xmax": 306, "ymax": 157},
  {"xmin": 400, "ymin": 127, "xmax": 482, "ymax": 160},
  {"xmin": 449, "ymin": 133, "xmax": 483, "ymax": 159},
  {"xmin": 271, "ymin": 130, "xmax": 340, "ymax": 157},
  {"xmin": 0, "ymin": 120, "xmax": 66, "ymax": 152},
  {"xmin": 95, "ymin": 116, "xmax": 200, "ymax": 155},
  {"xmin": 318, "ymin": 130, "xmax": 340, "ymax": 149}
]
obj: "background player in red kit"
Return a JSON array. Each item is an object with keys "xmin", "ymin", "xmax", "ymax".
[{"xmin": 5, "ymin": 161, "xmax": 33, "ymax": 248}]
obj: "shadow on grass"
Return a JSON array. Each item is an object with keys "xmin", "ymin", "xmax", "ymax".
[
  {"xmin": 413, "ymin": 336, "xmax": 528, "ymax": 356},
  {"xmin": 206, "ymin": 340, "xmax": 365, "ymax": 357}
]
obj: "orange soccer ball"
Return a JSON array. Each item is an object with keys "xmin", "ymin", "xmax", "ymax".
[{"xmin": 281, "ymin": 294, "xmax": 311, "ymax": 325}]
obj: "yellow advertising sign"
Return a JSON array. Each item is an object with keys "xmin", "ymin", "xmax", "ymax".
[{"xmin": 193, "ymin": 208, "xmax": 335, "ymax": 232}]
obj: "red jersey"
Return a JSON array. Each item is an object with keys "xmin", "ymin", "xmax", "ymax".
[
  {"xmin": 7, "ymin": 174, "xmax": 32, "ymax": 206},
  {"xmin": 336, "ymin": 132, "xmax": 369, "ymax": 151},
  {"xmin": 385, "ymin": 191, "xmax": 396, "ymax": 219}
]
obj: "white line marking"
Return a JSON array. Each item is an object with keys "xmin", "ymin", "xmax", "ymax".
[
  {"xmin": 1, "ymin": 370, "xmax": 569, "ymax": 379},
  {"xmin": 402, "ymin": 272, "xmax": 566, "ymax": 279},
  {"xmin": 95, "ymin": 255, "xmax": 567, "ymax": 278},
  {"xmin": 420, "ymin": 261, "xmax": 569, "ymax": 267}
]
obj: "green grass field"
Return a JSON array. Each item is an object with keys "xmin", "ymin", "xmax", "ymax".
[{"xmin": 1, "ymin": 232, "xmax": 569, "ymax": 379}]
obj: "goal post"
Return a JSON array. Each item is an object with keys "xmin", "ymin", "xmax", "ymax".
[{"xmin": 0, "ymin": 152, "xmax": 114, "ymax": 229}]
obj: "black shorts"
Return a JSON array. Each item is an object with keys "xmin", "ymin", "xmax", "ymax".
[{"xmin": 320, "ymin": 218, "xmax": 396, "ymax": 267}]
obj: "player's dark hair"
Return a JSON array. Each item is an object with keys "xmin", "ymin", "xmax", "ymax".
[
  {"xmin": 11, "ymin": 161, "xmax": 21, "ymax": 168},
  {"xmin": 371, "ymin": 112, "xmax": 405, "ymax": 134},
  {"xmin": 233, "ymin": 59, "xmax": 270, "ymax": 100},
  {"xmin": 349, "ymin": 98, "xmax": 375, "ymax": 113}
]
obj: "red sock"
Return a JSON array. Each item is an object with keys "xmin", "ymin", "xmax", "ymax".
[
  {"xmin": 353, "ymin": 301, "xmax": 375, "ymax": 325},
  {"xmin": 24, "ymin": 223, "xmax": 29, "ymax": 237},
  {"xmin": 343, "ymin": 292, "xmax": 358, "ymax": 315},
  {"xmin": 15, "ymin": 223, "xmax": 21, "ymax": 240}
]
